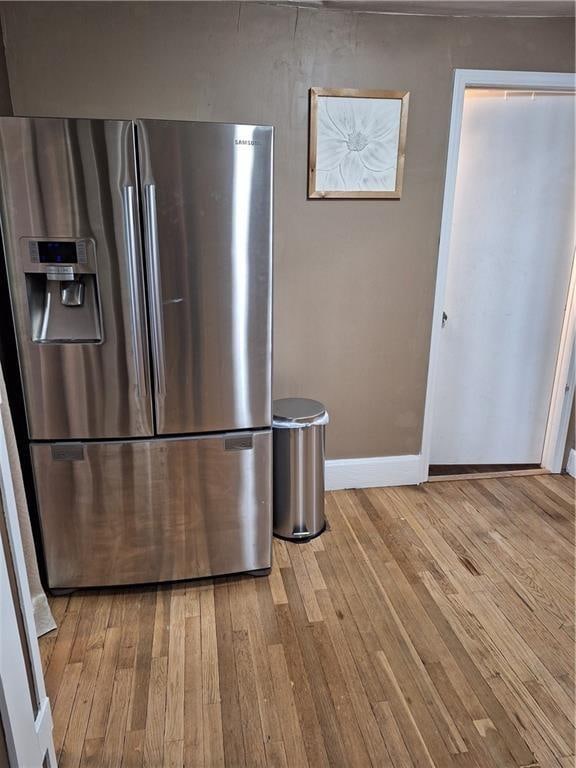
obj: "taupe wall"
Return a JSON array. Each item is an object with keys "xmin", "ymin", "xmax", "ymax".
[{"xmin": 1, "ymin": 2, "xmax": 573, "ymax": 459}]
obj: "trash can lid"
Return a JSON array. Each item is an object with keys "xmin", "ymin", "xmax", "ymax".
[{"xmin": 273, "ymin": 398, "xmax": 327, "ymax": 425}]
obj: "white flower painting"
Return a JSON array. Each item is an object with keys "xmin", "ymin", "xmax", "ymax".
[{"xmin": 309, "ymin": 89, "xmax": 409, "ymax": 199}]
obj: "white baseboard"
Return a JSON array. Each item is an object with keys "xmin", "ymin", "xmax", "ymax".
[
  {"xmin": 567, "ymin": 448, "xmax": 576, "ymax": 479},
  {"xmin": 325, "ymin": 454, "xmax": 421, "ymax": 491}
]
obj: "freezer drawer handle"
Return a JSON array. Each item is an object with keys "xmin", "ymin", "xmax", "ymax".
[
  {"xmin": 51, "ymin": 444, "xmax": 84, "ymax": 462},
  {"xmin": 225, "ymin": 435, "xmax": 254, "ymax": 451},
  {"xmin": 144, "ymin": 183, "xmax": 167, "ymax": 397},
  {"xmin": 122, "ymin": 185, "xmax": 148, "ymax": 398}
]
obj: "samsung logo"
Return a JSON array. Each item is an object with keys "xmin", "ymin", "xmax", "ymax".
[{"xmin": 235, "ymin": 139, "xmax": 262, "ymax": 146}]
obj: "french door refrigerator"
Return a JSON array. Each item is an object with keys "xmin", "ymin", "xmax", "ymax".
[{"xmin": 0, "ymin": 117, "xmax": 273, "ymax": 589}]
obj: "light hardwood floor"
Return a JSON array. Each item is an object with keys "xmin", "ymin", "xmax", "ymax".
[{"xmin": 41, "ymin": 474, "xmax": 575, "ymax": 768}]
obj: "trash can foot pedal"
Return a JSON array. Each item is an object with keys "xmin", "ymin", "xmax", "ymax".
[{"xmin": 273, "ymin": 523, "xmax": 327, "ymax": 543}]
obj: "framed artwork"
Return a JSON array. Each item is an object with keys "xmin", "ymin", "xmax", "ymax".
[{"xmin": 308, "ymin": 87, "xmax": 410, "ymax": 199}]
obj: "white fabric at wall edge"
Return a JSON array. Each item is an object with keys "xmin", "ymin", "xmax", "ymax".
[{"xmin": 0, "ymin": 363, "xmax": 56, "ymax": 637}]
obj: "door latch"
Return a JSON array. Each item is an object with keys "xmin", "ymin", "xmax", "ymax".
[{"xmin": 441, "ymin": 311, "xmax": 448, "ymax": 328}]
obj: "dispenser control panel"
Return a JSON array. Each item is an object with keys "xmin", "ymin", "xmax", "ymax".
[{"xmin": 28, "ymin": 239, "xmax": 88, "ymax": 265}]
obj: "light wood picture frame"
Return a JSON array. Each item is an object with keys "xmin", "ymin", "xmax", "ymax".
[{"xmin": 308, "ymin": 87, "xmax": 410, "ymax": 199}]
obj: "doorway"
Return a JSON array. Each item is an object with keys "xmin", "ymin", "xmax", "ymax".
[{"xmin": 421, "ymin": 70, "xmax": 576, "ymax": 482}]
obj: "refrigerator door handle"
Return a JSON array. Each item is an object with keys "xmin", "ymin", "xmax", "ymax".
[
  {"xmin": 143, "ymin": 183, "xmax": 167, "ymax": 397},
  {"xmin": 122, "ymin": 185, "xmax": 148, "ymax": 398}
]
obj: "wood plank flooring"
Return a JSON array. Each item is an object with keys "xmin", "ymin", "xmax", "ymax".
[{"xmin": 41, "ymin": 474, "xmax": 575, "ymax": 768}]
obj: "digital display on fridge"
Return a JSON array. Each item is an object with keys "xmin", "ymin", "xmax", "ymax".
[{"xmin": 38, "ymin": 241, "xmax": 78, "ymax": 264}]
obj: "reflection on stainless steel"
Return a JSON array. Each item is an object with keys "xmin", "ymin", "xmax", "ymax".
[
  {"xmin": 137, "ymin": 120, "xmax": 273, "ymax": 435},
  {"xmin": 122, "ymin": 185, "xmax": 148, "ymax": 398},
  {"xmin": 31, "ymin": 431, "xmax": 272, "ymax": 588},
  {"xmin": 1, "ymin": 117, "xmax": 274, "ymax": 588},
  {"xmin": 272, "ymin": 420, "xmax": 326, "ymax": 538},
  {"xmin": 231, "ymin": 126, "xmax": 254, "ymax": 427},
  {"xmin": 0, "ymin": 118, "xmax": 154, "ymax": 438}
]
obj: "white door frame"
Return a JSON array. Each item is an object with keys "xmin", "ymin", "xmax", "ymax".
[
  {"xmin": 420, "ymin": 69, "xmax": 576, "ymax": 483},
  {"xmin": 0, "ymin": 387, "xmax": 56, "ymax": 767}
]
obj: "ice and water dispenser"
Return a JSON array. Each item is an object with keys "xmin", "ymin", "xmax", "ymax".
[{"xmin": 23, "ymin": 238, "xmax": 102, "ymax": 343}]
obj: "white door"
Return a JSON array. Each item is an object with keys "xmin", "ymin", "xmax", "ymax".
[{"xmin": 431, "ymin": 89, "xmax": 575, "ymax": 465}]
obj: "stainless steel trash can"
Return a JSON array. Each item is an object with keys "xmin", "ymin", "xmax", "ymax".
[{"xmin": 272, "ymin": 398, "xmax": 329, "ymax": 541}]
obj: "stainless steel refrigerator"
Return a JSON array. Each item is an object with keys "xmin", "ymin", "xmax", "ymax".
[{"xmin": 0, "ymin": 117, "xmax": 273, "ymax": 590}]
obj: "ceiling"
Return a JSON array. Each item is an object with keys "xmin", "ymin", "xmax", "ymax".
[{"xmin": 269, "ymin": 0, "xmax": 575, "ymax": 17}]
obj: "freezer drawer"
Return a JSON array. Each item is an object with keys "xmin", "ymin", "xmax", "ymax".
[{"xmin": 31, "ymin": 431, "xmax": 272, "ymax": 589}]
